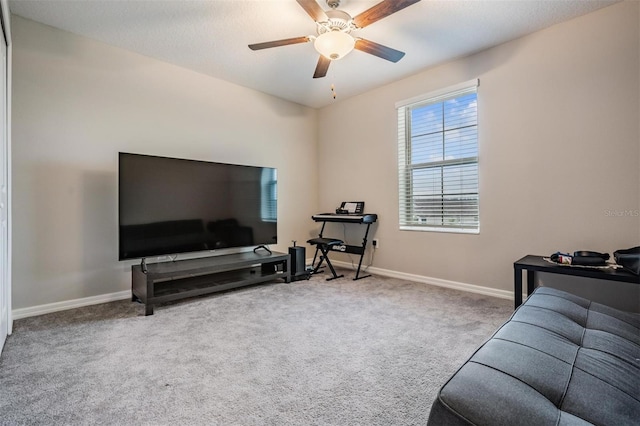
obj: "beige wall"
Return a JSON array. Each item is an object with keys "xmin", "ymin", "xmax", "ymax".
[
  {"xmin": 317, "ymin": 2, "xmax": 639, "ymax": 294},
  {"xmin": 11, "ymin": 2, "xmax": 640, "ymax": 312},
  {"xmin": 11, "ymin": 16, "xmax": 318, "ymax": 310}
]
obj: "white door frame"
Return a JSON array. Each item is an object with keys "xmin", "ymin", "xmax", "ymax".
[{"xmin": 0, "ymin": 0, "xmax": 12, "ymax": 353}]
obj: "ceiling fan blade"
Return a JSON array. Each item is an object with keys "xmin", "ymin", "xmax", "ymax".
[
  {"xmin": 313, "ymin": 55, "xmax": 331, "ymax": 79},
  {"xmin": 353, "ymin": 0, "xmax": 421, "ymax": 29},
  {"xmin": 296, "ymin": 0, "xmax": 328, "ymax": 22},
  {"xmin": 355, "ymin": 39, "xmax": 405, "ymax": 62},
  {"xmin": 248, "ymin": 36, "xmax": 310, "ymax": 50}
]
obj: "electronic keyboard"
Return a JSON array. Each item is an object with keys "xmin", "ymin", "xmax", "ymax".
[{"xmin": 311, "ymin": 213, "xmax": 378, "ymax": 224}]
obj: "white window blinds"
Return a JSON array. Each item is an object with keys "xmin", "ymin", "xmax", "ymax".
[{"xmin": 397, "ymin": 80, "xmax": 479, "ymax": 233}]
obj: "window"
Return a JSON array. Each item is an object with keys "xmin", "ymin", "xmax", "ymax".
[{"xmin": 397, "ymin": 80, "xmax": 479, "ymax": 233}]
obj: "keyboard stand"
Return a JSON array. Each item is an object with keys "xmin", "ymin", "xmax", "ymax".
[{"xmin": 309, "ymin": 213, "xmax": 378, "ymax": 280}]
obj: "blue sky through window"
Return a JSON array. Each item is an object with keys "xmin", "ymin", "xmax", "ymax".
[{"xmin": 410, "ymin": 93, "xmax": 478, "ymax": 165}]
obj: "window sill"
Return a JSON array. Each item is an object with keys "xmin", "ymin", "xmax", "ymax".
[{"xmin": 400, "ymin": 225, "xmax": 479, "ymax": 235}]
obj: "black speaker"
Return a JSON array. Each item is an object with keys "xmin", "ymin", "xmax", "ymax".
[{"xmin": 289, "ymin": 246, "xmax": 305, "ymax": 276}]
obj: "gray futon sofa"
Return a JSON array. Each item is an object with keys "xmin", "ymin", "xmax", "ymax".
[{"xmin": 428, "ymin": 286, "xmax": 640, "ymax": 425}]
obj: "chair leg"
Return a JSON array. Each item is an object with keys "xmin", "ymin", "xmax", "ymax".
[
  {"xmin": 308, "ymin": 244, "xmax": 344, "ymax": 281},
  {"xmin": 320, "ymin": 247, "xmax": 344, "ymax": 281},
  {"xmin": 311, "ymin": 253, "xmax": 326, "ymax": 274}
]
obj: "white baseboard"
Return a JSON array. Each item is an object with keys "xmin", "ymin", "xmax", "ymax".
[
  {"xmin": 12, "ymin": 290, "xmax": 131, "ymax": 320},
  {"xmin": 330, "ymin": 260, "xmax": 522, "ymax": 302},
  {"xmin": 12, "ymin": 262, "xmax": 523, "ymax": 320}
]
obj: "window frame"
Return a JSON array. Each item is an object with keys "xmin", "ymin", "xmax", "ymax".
[{"xmin": 396, "ymin": 79, "xmax": 480, "ymax": 234}]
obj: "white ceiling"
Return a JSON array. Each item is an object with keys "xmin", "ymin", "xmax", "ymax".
[{"xmin": 9, "ymin": 0, "xmax": 618, "ymax": 108}]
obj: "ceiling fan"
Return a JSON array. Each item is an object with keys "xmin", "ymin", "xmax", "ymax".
[{"xmin": 248, "ymin": 0, "xmax": 421, "ymax": 79}]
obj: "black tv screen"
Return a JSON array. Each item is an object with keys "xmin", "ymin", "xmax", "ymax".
[{"xmin": 118, "ymin": 153, "xmax": 277, "ymax": 260}]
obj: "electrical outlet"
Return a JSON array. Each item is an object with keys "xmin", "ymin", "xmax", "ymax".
[{"xmin": 372, "ymin": 239, "xmax": 379, "ymax": 249}]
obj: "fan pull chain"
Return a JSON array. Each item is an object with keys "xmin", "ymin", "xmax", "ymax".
[{"xmin": 329, "ymin": 66, "xmax": 338, "ymax": 100}]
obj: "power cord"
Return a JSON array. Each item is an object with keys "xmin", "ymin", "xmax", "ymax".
[{"xmin": 341, "ymin": 223, "xmax": 376, "ymax": 273}]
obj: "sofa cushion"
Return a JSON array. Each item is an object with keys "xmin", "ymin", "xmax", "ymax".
[{"xmin": 427, "ymin": 287, "xmax": 640, "ymax": 425}]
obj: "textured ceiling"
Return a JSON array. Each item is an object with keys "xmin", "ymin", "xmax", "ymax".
[{"xmin": 9, "ymin": 0, "xmax": 618, "ymax": 108}]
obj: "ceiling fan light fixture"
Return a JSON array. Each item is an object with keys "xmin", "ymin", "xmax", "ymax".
[{"xmin": 314, "ymin": 31, "xmax": 355, "ymax": 60}]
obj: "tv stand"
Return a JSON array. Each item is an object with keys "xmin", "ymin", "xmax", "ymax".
[{"xmin": 131, "ymin": 251, "xmax": 290, "ymax": 315}]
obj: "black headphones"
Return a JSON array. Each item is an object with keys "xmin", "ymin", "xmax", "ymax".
[{"xmin": 573, "ymin": 251, "xmax": 610, "ymax": 260}]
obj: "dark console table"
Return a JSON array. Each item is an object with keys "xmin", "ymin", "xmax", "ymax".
[
  {"xmin": 132, "ymin": 251, "xmax": 290, "ymax": 315},
  {"xmin": 513, "ymin": 254, "xmax": 638, "ymax": 309}
]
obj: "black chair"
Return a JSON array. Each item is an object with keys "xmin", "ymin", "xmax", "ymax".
[{"xmin": 307, "ymin": 237, "xmax": 345, "ymax": 280}]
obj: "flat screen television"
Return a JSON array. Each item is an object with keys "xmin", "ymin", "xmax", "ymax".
[{"xmin": 118, "ymin": 153, "xmax": 277, "ymax": 260}]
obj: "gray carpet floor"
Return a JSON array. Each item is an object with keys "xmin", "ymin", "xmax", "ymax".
[{"xmin": 0, "ymin": 270, "xmax": 512, "ymax": 425}]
